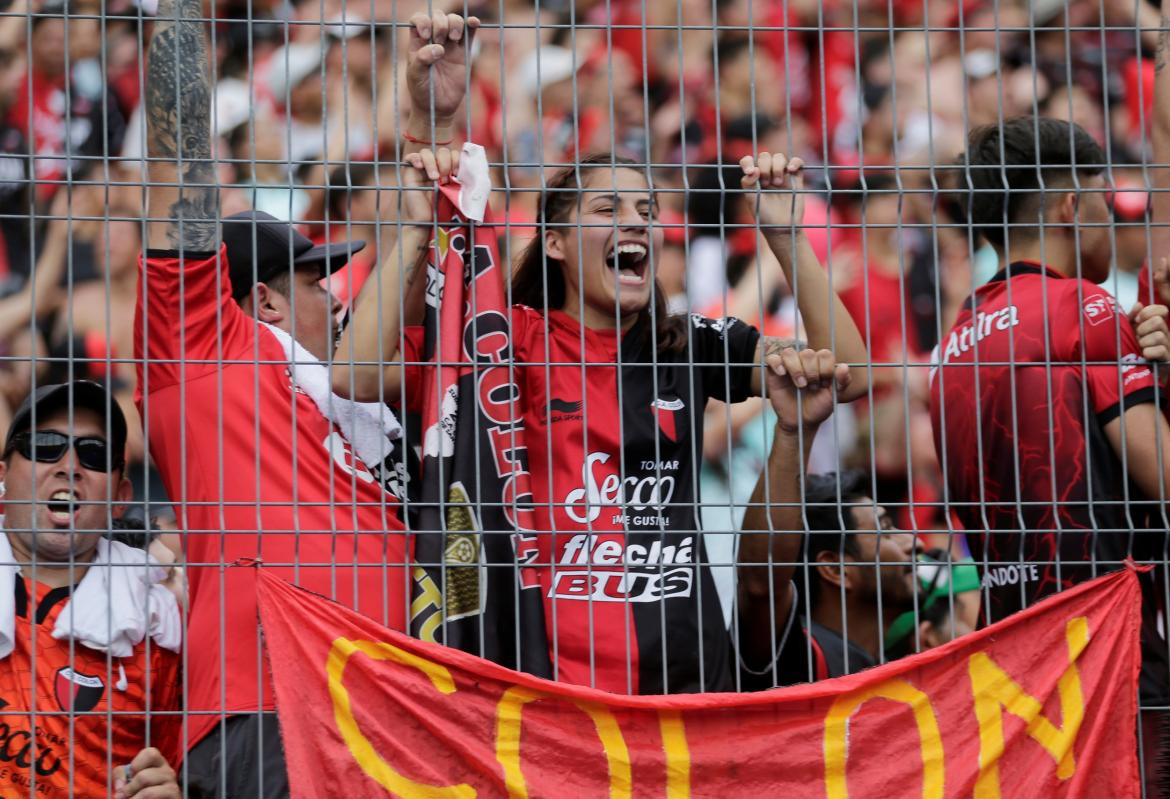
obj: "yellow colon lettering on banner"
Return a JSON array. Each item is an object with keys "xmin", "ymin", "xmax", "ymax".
[
  {"xmin": 658, "ymin": 710, "xmax": 691, "ymax": 798},
  {"xmin": 968, "ymin": 616, "xmax": 1089, "ymax": 799},
  {"xmin": 495, "ymin": 687, "xmax": 632, "ymax": 799},
  {"xmin": 326, "ymin": 637, "xmax": 475, "ymax": 799},
  {"xmin": 823, "ymin": 678, "xmax": 945, "ymax": 799}
]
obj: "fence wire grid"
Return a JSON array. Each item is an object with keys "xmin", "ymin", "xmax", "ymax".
[{"xmin": 0, "ymin": 0, "xmax": 1164, "ymax": 795}]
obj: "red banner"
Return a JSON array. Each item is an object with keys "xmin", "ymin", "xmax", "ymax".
[{"xmin": 258, "ymin": 566, "xmax": 1142, "ymax": 798}]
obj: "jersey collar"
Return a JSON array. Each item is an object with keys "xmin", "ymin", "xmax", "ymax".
[
  {"xmin": 13, "ymin": 578, "xmax": 74, "ymax": 624},
  {"xmin": 988, "ymin": 260, "xmax": 1068, "ymax": 284}
]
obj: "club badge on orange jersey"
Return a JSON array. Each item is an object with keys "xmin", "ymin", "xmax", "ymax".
[{"xmin": 54, "ymin": 668, "xmax": 104, "ymax": 713}]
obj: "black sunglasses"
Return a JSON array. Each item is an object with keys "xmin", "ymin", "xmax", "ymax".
[{"xmin": 6, "ymin": 431, "xmax": 122, "ymax": 472}]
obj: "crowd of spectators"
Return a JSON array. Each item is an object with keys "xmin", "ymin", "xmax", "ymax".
[
  {"xmin": 0, "ymin": 0, "xmax": 1155, "ymax": 528},
  {"xmin": 0, "ymin": 0, "xmax": 1164, "ymax": 793}
]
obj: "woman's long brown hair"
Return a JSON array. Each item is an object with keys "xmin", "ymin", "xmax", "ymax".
[{"xmin": 511, "ymin": 153, "xmax": 688, "ymax": 353}]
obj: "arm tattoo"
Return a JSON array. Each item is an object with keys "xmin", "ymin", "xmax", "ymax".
[
  {"xmin": 1158, "ymin": 16, "xmax": 1170, "ymax": 74},
  {"xmin": 762, "ymin": 336, "xmax": 805, "ymax": 357},
  {"xmin": 401, "ymin": 233, "xmax": 431, "ymax": 284},
  {"xmin": 146, "ymin": 0, "xmax": 218, "ymax": 250}
]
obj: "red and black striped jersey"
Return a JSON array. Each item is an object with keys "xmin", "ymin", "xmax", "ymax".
[
  {"xmin": 405, "ymin": 308, "xmax": 763, "ymax": 693},
  {"xmin": 513, "ymin": 309, "xmax": 759, "ymax": 693},
  {"xmin": 930, "ymin": 261, "xmax": 1169, "ymax": 701}
]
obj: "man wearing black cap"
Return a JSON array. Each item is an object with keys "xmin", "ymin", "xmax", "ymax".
[
  {"xmin": 0, "ymin": 380, "xmax": 181, "ymax": 797},
  {"xmin": 218, "ymin": 209, "xmax": 357, "ymax": 360},
  {"xmin": 136, "ymin": 0, "xmax": 474, "ymax": 792}
]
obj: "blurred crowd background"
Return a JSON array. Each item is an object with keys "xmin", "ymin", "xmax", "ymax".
[{"xmin": 0, "ymin": 0, "xmax": 1159, "ymax": 543}]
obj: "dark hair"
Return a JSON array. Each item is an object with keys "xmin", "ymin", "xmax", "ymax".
[
  {"xmin": 326, "ymin": 162, "xmax": 378, "ymax": 220},
  {"xmin": 512, "ymin": 153, "xmax": 688, "ymax": 353},
  {"xmin": 109, "ymin": 513, "xmax": 157, "ymax": 550},
  {"xmin": 800, "ymin": 471, "xmax": 871, "ymax": 610},
  {"xmin": 832, "ymin": 170, "xmax": 898, "ymax": 214},
  {"xmin": 265, "ymin": 272, "xmax": 292, "ymax": 297},
  {"xmin": 960, "ymin": 116, "xmax": 1105, "ymax": 251},
  {"xmin": 725, "ymin": 113, "xmax": 778, "ymax": 143},
  {"xmin": 31, "ymin": 0, "xmax": 65, "ymax": 31},
  {"xmin": 687, "ymin": 160, "xmax": 750, "ymax": 233},
  {"xmin": 235, "ymin": 271, "xmax": 291, "ymax": 310},
  {"xmin": 803, "ymin": 471, "xmax": 870, "ymax": 559},
  {"xmin": 714, "ymin": 34, "xmax": 752, "ymax": 71}
]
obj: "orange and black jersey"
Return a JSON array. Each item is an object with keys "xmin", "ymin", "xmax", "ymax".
[{"xmin": 0, "ymin": 577, "xmax": 181, "ymax": 798}]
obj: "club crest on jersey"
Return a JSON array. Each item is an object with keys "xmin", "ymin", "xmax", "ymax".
[
  {"xmin": 651, "ymin": 397, "xmax": 684, "ymax": 442},
  {"xmin": 54, "ymin": 668, "xmax": 104, "ymax": 713}
]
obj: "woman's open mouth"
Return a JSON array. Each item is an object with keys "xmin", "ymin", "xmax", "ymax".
[{"xmin": 605, "ymin": 242, "xmax": 649, "ymax": 287}]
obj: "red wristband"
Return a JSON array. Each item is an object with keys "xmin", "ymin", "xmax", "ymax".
[{"xmin": 403, "ymin": 132, "xmax": 454, "ymax": 146}]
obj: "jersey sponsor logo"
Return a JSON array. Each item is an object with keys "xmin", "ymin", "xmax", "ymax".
[
  {"xmin": 540, "ymin": 397, "xmax": 583, "ymax": 423},
  {"xmin": 1120, "ymin": 353, "xmax": 1153, "ymax": 386},
  {"xmin": 284, "ymin": 368, "xmax": 310, "ymax": 399},
  {"xmin": 549, "ymin": 569, "xmax": 693, "ymax": 602},
  {"xmin": 560, "ymin": 533, "xmax": 694, "ymax": 566},
  {"xmin": 550, "ymin": 534, "xmax": 695, "ymax": 601},
  {"xmin": 563, "ymin": 452, "xmax": 677, "ymax": 525},
  {"xmin": 54, "ymin": 668, "xmax": 103, "ymax": 713},
  {"xmin": 981, "ymin": 563, "xmax": 1041, "ymax": 590},
  {"xmin": 324, "ymin": 432, "xmax": 410, "ymax": 500},
  {"xmin": 1083, "ymin": 295, "xmax": 1117, "ymax": 327},
  {"xmin": 0, "ymin": 720, "xmax": 63, "ymax": 782},
  {"xmin": 940, "ymin": 305, "xmax": 1020, "ymax": 363},
  {"xmin": 325, "ymin": 432, "xmax": 376, "ymax": 485},
  {"xmin": 1121, "ymin": 353, "xmax": 1145, "ymax": 372},
  {"xmin": 651, "ymin": 397, "xmax": 684, "ymax": 442}
]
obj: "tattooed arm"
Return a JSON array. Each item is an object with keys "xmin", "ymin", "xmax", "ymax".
[{"xmin": 144, "ymin": 0, "xmax": 218, "ymax": 252}]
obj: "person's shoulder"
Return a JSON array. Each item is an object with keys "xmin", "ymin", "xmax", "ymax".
[
  {"xmin": 687, "ymin": 314, "xmax": 760, "ymax": 358},
  {"xmin": 1060, "ymin": 279, "xmax": 1125, "ymax": 332},
  {"xmin": 507, "ymin": 304, "xmax": 545, "ymax": 340},
  {"xmin": 688, "ymin": 313, "xmax": 755, "ymax": 335},
  {"xmin": 808, "ymin": 621, "xmax": 877, "ymax": 676},
  {"xmin": 509, "ymin": 303, "xmax": 542, "ymax": 322}
]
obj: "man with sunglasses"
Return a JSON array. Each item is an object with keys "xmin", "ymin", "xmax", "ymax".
[{"xmin": 0, "ymin": 380, "xmax": 181, "ymax": 797}]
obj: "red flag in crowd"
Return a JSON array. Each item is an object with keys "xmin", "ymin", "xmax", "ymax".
[
  {"xmin": 259, "ymin": 565, "xmax": 1143, "ymax": 798},
  {"xmin": 407, "ymin": 146, "xmax": 551, "ymax": 677}
]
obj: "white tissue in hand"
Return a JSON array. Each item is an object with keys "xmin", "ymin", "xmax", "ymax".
[{"xmin": 457, "ymin": 143, "xmax": 491, "ymax": 222}]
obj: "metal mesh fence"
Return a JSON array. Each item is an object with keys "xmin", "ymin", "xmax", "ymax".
[{"xmin": 0, "ymin": 0, "xmax": 1164, "ymax": 795}]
